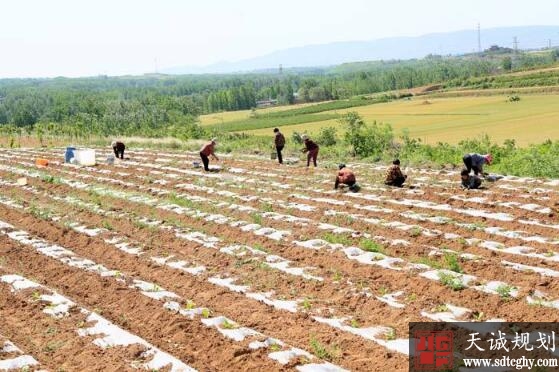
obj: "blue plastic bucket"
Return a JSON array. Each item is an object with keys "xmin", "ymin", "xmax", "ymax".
[{"xmin": 65, "ymin": 147, "xmax": 76, "ymax": 163}]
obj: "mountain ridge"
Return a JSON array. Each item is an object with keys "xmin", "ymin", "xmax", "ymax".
[{"xmin": 163, "ymin": 25, "xmax": 559, "ymax": 74}]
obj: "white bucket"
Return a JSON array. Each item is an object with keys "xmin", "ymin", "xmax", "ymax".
[{"xmin": 75, "ymin": 149, "xmax": 96, "ymax": 166}]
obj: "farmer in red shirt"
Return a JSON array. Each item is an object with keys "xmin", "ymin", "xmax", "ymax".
[
  {"xmin": 301, "ymin": 134, "xmax": 319, "ymax": 167},
  {"xmin": 199, "ymin": 138, "xmax": 219, "ymax": 171},
  {"xmin": 335, "ymin": 164, "xmax": 359, "ymax": 192}
]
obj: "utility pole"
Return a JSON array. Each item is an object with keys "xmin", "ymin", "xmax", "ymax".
[
  {"xmin": 279, "ymin": 64, "xmax": 283, "ymax": 75},
  {"xmin": 477, "ymin": 23, "xmax": 482, "ymax": 53},
  {"xmin": 513, "ymin": 37, "xmax": 519, "ymax": 53},
  {"xmin": 549, "ymin": 39, "xmax": 552, "ymax": 49}
]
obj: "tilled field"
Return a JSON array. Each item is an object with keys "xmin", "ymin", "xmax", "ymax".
[{"xmin": 1, "ymin": 147, "xmax": 559, "ymax": 371}]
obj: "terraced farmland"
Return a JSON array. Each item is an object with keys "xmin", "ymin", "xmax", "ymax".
[{"xmin": 2, "ymin": 148, "xmax": 559, "ymax": 371}]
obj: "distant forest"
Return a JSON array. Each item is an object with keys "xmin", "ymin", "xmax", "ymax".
[{"xmin": 0, "ymin": 49, "xmax": 557, "ymax": 138}]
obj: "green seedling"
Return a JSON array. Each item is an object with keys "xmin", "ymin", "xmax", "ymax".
[
  {"xmin": 45, "ymin": 327, "xmax": 58, "ymax": 336},
  {"xmin": 321, "ymin": 232, "xmax": 352, "ymax": 246},
  {"xmin": 378, "ymin": 286, "xmax": 389, "ymax": 296},
  {"xmin": 251, "ymin": 213, "xmax": 263, "ymax": 225},
  {"xmin": 495, "ymin": 284, "xmax": 516, "ymax": 300},
  {"xmin": 310, "ymin": 337, "xmax": 339, "ymax": 361},
  {"xmin": 302, "ymin": 298, "xmax": 312, "ymax": 311},
  {"xmin": 253, "ymin": 244, "xmax": 269, "ymax": 253},
  {"xmin": 444, "ymin": 253, "xmax": 463, "ymax": 273},
  {"xmin": 410, "ymin": 227, "xmax": 422, "ymax": 237},
  {"xmin": 432, "ymin": 304, "xmax": 449, "ymax": 313},
  {"xmin": 261, "ymin": 203, "xmax": 274, "ymax": 212},
  {"xmin": 332, "ymin": 271, "xmax": 342, "ymax": 282},
  {"xmin": 31, "ymin": 290, "xmax": 41, "ymax": 301},
  {"xmin": 269, "ymin": 343, "xmax": 282, "ymax": 352},
  {"xmin": 385, "ymin": 329, "xmax": 397, "ymax": 341},
  {"xmin": 201, "ymin": 308, "xmax": 211, "ymax": 318},
  {"xmin": 350, "ymin": 319, "xmax": 360, "ymax": 328},
  {"xmin": 438, "ymin": 272, "xmax": 465, "ymax": 291},
  {"xmin": 472, "ymin": 311, "xmax": 484, "ymax": 321},
  {"xmin": 221, "ymin": 319, "xmax": 238, "ymax": 329},
  {"xmin": 414, "ymin": 257, "xmax": 441, "ymax": 269},
  {"xmin": 101, "ymin": 220, "xmax": 114, "ymax": 230},
  {"xmin": 184, "ymin": 300, "xmax": 196, "ymax": 310},
  {"xmin": 360, "ymin": 239, "xmax": 385, "ymax": 253}
]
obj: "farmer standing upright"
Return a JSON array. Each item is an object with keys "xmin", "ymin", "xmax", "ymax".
[
  {"xmin": 301, "ymin": 134, "xmax": 319, "ymax": 167},
  {"xmin": 199, "ymin": 138, "xmax": 219, "ymax": 172},
  {"xmin": 273, "ymin": 128, "xmax": 285, "ymax": 164}
]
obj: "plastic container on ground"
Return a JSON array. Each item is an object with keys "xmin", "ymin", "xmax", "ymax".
[
  {"xmin": 74, "ymin": 149, "xmax": 96, "ymax": 166},
  {"xmin": 106, "ymin": 155, "xmax": 115, "ymax": 165},
  {"xmin": 65, "ymin": 147, "xmax": 76, "ymax": 163}
]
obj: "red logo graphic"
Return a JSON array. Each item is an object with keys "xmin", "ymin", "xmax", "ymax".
[{"xmin": 414, "ymin": 330, "xmax": 453, "ymax": 370}]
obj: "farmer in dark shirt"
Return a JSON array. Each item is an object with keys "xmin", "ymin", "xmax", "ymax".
[
  {"xmin": 301, "ymin": 134, "xmax": 319, "ymax": 167},
  {"xmin": 463, "ymin": 153, "xmax": 492, "ymax": 176},
  {"xmin": 461, "ymin": 169, "xmax": 482, "ymax": 189},
  {"xmin": 385, "ymin": 159, "xmax": 407, "ymax": 187},
  {"xmin": 111, "ymin": 141, "xmax": 125, "ymax": 159},
  {"xmin": 274, "ymin": 128, "xmax": 285, "ymax": 164}
]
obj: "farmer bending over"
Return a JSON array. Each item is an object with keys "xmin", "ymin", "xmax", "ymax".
[
  {"xmin": 335, "ymin": 164, "xmax": 359, "ymax": 192},
  {"xmin": 200, "ymin": 138, "xmax": 219, "ymax": 172},
  {"xmin": 111, "ymin": 141, "xmax": 125, "ymax": 159},
  {"xmin": 463, "ymin": 153, "xmax": 492, "ymax": 176},
  {"xmin": 461, "ymin": 169, "xmax": 482, "ymax": 190},
  {"xmin": 301, "ymin": 134, "xmax": 319, "ymax": 167},
  {"xmin": 385, "ymin": 159, "xmax": 407, "ymax": 187}
]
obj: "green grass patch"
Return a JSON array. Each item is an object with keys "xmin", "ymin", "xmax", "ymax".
[{"xmin": 359, "ymin": 239, "xmax": 385, "ymax": 253}]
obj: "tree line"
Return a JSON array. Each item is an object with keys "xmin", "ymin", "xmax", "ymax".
[{"xmin": 0, "ymin": 49, "xmax": 557, "ymax": 139}]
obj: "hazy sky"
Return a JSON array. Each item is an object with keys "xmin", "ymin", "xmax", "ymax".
[{"xmin": 1, "ymin": 0, "xmax": 558, "ymax": 78}]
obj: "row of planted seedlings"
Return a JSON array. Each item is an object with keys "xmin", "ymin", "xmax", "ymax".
[
  {"xmin": 0, "ymin": 170, "xmax": 406, "ymax": 370},
  {"xmin": 0, "ymin": 158, "xmax": 552, "ymax": 344},
  {"xmin": 6, "ymin": 150, "xmax": 559, "ymax": 310},
  {"xmin": 22, "ymin": 147, "xmax": 558, "ymax": 247},
  {"xmin": 0, "ymin": 332, "xmax": 42, "ymax": 371},
  {"xmin": 84, "ymin": 147, "xmax": 559, "ymax": 239},
  {"xmin": 0, "ymin": 199, "xmax": 348, "ymax": 372},
  {"xmin": 15, "ymin": 146, "xmax": 559, "ymax": 229},
  {"xmin": 6, "ymin": 151, "xmax": 559, "ymax": 332},
  {"xmin": 17, "ymin": 145, "xmax": 559, "ymax": 197},
  {"xmin": 2, "ymin": 148, "xmax": 556, "ymax": 290},
  {"xmin": 0, "ymin": 256, "xmax": 197, "ymax": 372},
  {"xmin": 0, "ymin": 159, "xmax": 424, "ymax": 360},
  {"xmin": 61, "ymin": 152, "xmax": 559, "ymax": 287},
  {"xmin": 0, "ymin": 154, "xmax": 556, "ymax": 308},
  {"xmin": 106, "ymin": 146, "xmax": 559, "ymax": 204}
]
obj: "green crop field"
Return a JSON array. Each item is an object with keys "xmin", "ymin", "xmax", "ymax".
[
  {"xmin": 199, "ymin": 102, "xmax": 324, "ymax": 126},
  {"xmin": 235, "ymin": 95, "xmax": 559, "ymax": 146}
]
